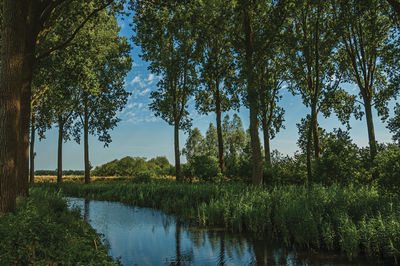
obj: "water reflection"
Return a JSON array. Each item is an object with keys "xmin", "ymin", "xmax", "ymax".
[{"xmin": 66, "ymin": 197, "xmax": 384, "ymax": 266}]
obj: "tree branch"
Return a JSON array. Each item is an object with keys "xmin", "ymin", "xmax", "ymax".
[{"xmin": 36, "ymin": 0, "xmax": 114, "ymax": 61}]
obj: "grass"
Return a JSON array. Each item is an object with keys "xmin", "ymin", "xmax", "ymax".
[
  {"xmin": 34, "ymin": 180, "xmax": 400, "ymax": 263},
  {"xmin": 0, "ymin": 187, "xmax": 118, "ymax": 265}
]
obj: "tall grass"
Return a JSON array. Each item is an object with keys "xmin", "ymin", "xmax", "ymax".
[
  {"xmin": 35, "ymin": 181, "xmax": 400, "ymax": 262},
  {"xmin": 0, "ymin": 187, "xmax": 118, "ymax": 265}
]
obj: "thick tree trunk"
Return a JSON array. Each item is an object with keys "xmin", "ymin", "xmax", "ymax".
[
  {"xmin": 17, "ymin": 55, "xmax": 34, "ymax": 196},
  {"xmin": 57, "ymin": 120, "xmax": 63, "ymax": 183},
  {"xmin": 174, "ymin": 122, "xmax": 182, "ymax": 182},
  {"xmin": 244, "ymin": 6, "xmax": 263, "ymax": 185},
  {"xmin": 17, "ymin": 2, "xmax": 39, "ymax": 197},
  {"xmin": 29, "ymin": 111, "xmax": 35, "ymax": 184},
  {"xmin": 0, "ymin": 0, "xmax": 28, "ymax": 212},
  {"xmin": 84, "ymin": 114, "xmax": 90, "ymax": 184},
  {"xmin": 262, "ymin": 114, "xmax": 271, "ymax": 168},
  {"xmin": 215, "ymin": 81, "xmax": 225, "ymax": 174}
]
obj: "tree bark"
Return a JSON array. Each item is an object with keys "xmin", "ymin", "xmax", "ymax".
[
  {"xmin": 311, "ymin": 104, "xmax": 321, "ymax": 159},
  {"xmin": 0, "ymin": 0, "xmax": 28, "ymax": 212},
  {"xmin": 29, "ymin": 111, "xmax": 36, "ymax": 184},
  {"xmin": 174, "ymin": 122, "xmax": 182, "ymax": 182},
  {"xmin": 262, "ymin": 114, "xmax": 271, "ymax": 168},
  {"xmin": 363, "ymin": 97, "xmax": 377, "ymax": 164},
  {"xmin": 244, "ymin": 5, "xmax": 263, "ymax": 185},
  {"xmin": 17, "ymin": 2, "xmax": 40, "ymax": 197},
  {"xmin": 57, "ymin": 120, "xmax": 63, "ymax": 183},
  {"xmin": 84, "ymin": 112, "xmax": 90, "ymax": 184},
  {"xmin": 306, "ymin": 115, "xmax": 313, "ymax": 186},
  {"xmin": 215, "ymin": 80, "xmax": 225, "ymax": 174}
]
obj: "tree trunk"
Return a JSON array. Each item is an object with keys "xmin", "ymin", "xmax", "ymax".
[
  {"xmin": 174, "ymin": 122, "xmax": 182, "ymax": 182},
  {"xmin": 17, "ymin": 2, "xmax": 39, "ymax": 197},
  {"xmin": 57, "ymin": 120, "xmax": 63, "ymax": 183},
  {"xmin": 29, "ymin": 111, "xmax": 36, "ymax": 184},
  {"xmin": 262, "ymin": 114, "xmax": 271, "ymax": 168},
  {"xmin": 0, "ymin": 0, "xmax": 28, "ymax": 212},
  {"xmin": 84, "ymin": 114, "xmax": 90, "ymax": 184},
  {"xmin": 215, "ymin": 80, "xmax": 225, "ymax": 174},
  {"xmin": 244, "ymin": 5, "xmax": 263, "ymax": 185},
  {"xmin": 363, "ymin": 96, "xmax": 378, "ymax": 180},
  {"xmin": 311, "ymin": 105, "xmax": 321, "ymax": 159},
  {"xmin": 306, "ymin": 115, "xmax": 313, "ymax": 186}
]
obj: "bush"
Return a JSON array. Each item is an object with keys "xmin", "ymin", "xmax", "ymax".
[
  {"xmin": 315, "ymin": 129, "xmax": 370, "ymax": 185},
  {"xmin": 374, "ymin": 144, "xmax": 400, "ymax": 193},
  {"xmin": 184, "ymin": 155, "xmax": 221, "ymax": 182},
  {"xmin": 133, "ymin": 171, "xmax": 155, "ymax": 183}
]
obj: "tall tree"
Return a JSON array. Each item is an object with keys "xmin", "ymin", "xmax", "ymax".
[
  {"xmin": 194, "ymin": 0, "xmax": 236, "ymax": 174},
  {"xmin": 233, "ymin": 0, "xmax": 290, "ymax": 185},
  {"xmin": 286, "ymin": 0, "xmax": 348, "ymax": 184},
  {"xmin": 255, "ymin": 51, "xmax": 286, "ymax": 168},
  {"xmin": 132, "ymin": 0, "xmax": 199, "ymax": 181},
  {"xmin": 334, "ymin": 0, "xmax": 393, "ymax": 168},
  {"xmin": 71, "ymin": 10, "xmax": 131, "ymax": 184}
]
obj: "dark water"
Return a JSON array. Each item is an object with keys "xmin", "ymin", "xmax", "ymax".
[{"xmin": 66, "ymin": 197, "xmax": 385, "ymax": 266}]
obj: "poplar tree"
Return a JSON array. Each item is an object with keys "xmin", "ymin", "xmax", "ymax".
[{"xmin": 132, "ymin": 0, "xmax": 199, "ymax": 181}]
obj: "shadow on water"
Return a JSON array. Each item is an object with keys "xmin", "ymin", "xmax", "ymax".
[{"xmin": 66, "ymin": 197, "xmax": 388, "ymax": 266}]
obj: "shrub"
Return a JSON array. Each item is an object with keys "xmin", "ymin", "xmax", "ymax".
[
  {"xmin": 374, "ymin": 144, "xmax": 400, "ymax": 193},
  {"xmin": 315, "ymin": 129, "xmax": 370, "ymax": 185},
  {"xmin": 133, "ymin": 171, "xmax": 155, "ymax": 183},
  {"xmin": 184, "ymin": 155, "xmax": 221, "ymax": 182}
]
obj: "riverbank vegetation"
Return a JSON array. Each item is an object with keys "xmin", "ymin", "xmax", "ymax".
[
  {"xmin": 35, "ymin": 181, "xmax": 400, "ymax": 263},
  {"xmin": 0, "ymin": 187, "xmax": 118, "ymax": 265}
]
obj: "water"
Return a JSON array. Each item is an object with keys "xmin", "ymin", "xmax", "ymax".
[{"xmin": 66, "ymin": 197, "xmax": 385, "ymax": 266}]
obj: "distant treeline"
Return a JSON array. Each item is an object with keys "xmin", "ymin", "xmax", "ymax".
[{"xmin": 35, "ymin": 170, "xmax": 85, "ymax": 176}]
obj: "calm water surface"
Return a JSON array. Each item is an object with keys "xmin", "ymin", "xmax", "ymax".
[{"xmin": 66, "ymin": 197, "xmax": 385, "ymax": 266}]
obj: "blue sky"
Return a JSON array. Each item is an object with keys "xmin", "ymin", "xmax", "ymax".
[{"xmin": 34, "ymin": 15, "xmax": 395, "ymax": 170}]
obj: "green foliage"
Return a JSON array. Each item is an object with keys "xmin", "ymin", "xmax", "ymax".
[
  {"xmin": 184, "ymin": 155, "xmax": 221, "ymax": 182},
  {"xmin": 182, "ymin": 128, "xmax": 205, "ymax": 161},
  {"xmin": 315, "ymin": 129, "xmax": 370, "ymax": 185},
  {"xmin": 374, "ymin": 144, "xmax": 400, "ymax": 193},
  {"xmin": 0, "ymin": 188, "xmax": 117, "ymax": 265},
  {"xmin": 36, "ymin": 181, "xmax": 400, "ymax": 262},
  {"xmin": 91, "ymin": 156, "xmax": 173, "ymax": 177},
  {"xmin": 388, "ymin": 103, "xmax": 400, "ymax": 144}
]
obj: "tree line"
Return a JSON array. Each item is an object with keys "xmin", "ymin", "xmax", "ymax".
[
  {"xmin": 1, "ymin": 0, "xmax": 400, "ymax": 213},
  {"xmin": 132, "ymin": 0, "xmax": 400, "ymax": 186}
]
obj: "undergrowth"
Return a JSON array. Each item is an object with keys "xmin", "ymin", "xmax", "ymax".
[{"xmin": 0, "ymin": 188, "xmax": 118, "ymax": 265}]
